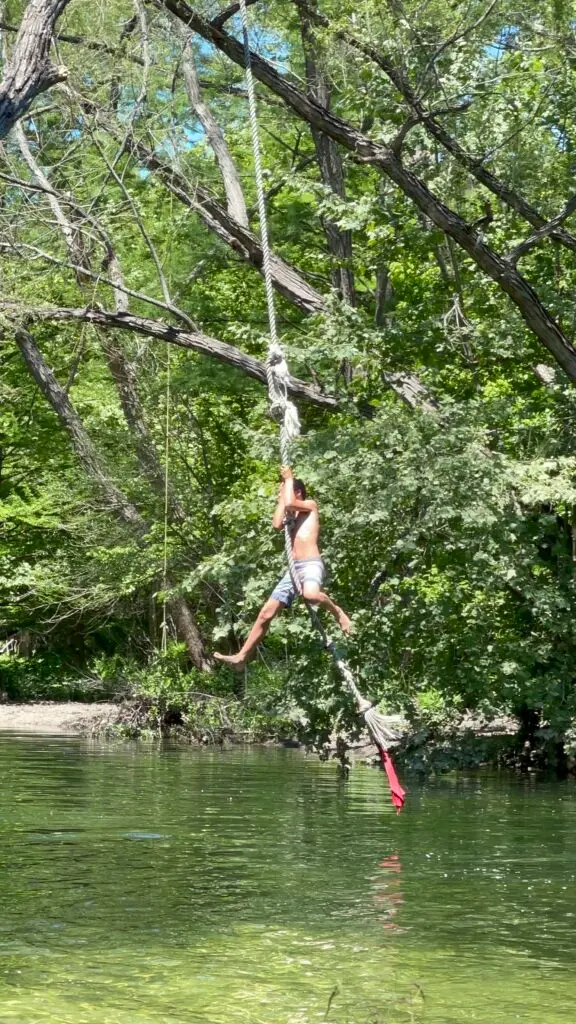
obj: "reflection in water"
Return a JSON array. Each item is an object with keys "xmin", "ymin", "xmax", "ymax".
[
  {"xmin": 372, "ymin": 852, "xmax": 405, "ymax": 933},
  {"xmin": 0, "ymin": 736, "xmax": 575, "ymax": 1023}
]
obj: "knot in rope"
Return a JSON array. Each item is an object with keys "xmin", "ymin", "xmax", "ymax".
[
  {"xmin": 266, "ymin": 345, "xmax": 301, "ymax": 439},
  {"xmin": 283, "ymin": 400, "xmax": 301, "ymax": 440}
]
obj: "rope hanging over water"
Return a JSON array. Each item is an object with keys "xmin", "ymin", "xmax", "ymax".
[
  {"xmin": 238, "ymin": 0, "xmax": 405, "ymax": 812},
  {"xmin": 160, "ymin": 342, "xmax": 172, "ymax": 655}
]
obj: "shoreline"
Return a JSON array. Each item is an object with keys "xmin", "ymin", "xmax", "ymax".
[
  {"xmin": 0, "ymin": 701, "xmax": 407, "ymax": 744},
  {"xmin": 2, "ymin": 702, "xmax": 563, "ymax": 776},
  {"xmin": 0, "ymin": 702, "xmax": 521, "ymax": 769},
  {"xmin": 0, "ymin": 701, "xmax": 123, "ymax": 736}
]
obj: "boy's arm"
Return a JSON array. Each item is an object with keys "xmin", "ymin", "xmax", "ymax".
[
  {"xmin": 272, "ymin": 484, "xmax": 286, "ymax": 530},
  {"xmin": 285, "ymin": 497, "xmax": 318, "ymax": 513},
  {"xmin": 282, "ymin": 468, "xmax": 295, "ymax": 509},
  {"xmin": 281, "ymin": 466, "xmax": 317, "ymax": 514}
]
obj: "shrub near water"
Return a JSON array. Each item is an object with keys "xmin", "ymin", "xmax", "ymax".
[{"xmin": 90, "ymin": 645, "xmax": 295, "ymax": 742}]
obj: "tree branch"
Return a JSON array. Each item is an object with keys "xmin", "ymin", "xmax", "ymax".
[
  {"xmin": 211, "ymin": 0, "xmax": 260, "ymax": 30},
  {"xmin": 174, "ymin": 16, "xmax": 249, "ymax": 226},
  {"xmin": 390, "ymin": 101, "xmax": 471, "ymax": 155},
  {"xmin": 382, "ymin": 371, "xmax": 438, "ymax": 413},
  {"xmin": 507, "ymin": 194, "xmax": 576, "ymax": 264},
  {"xmin": 289, "ymin": 0, "xmax": 576, "ymax": 257},
  {"xmin": 121, "ymin": 128, "xmax": 327, "ymax": 316},
  {"xmin": 89, "ymin": 131, "xmax": 196, "ymax": 327},
  {"xmin": 12, "ymin": 324, "xmax": 210, "ymax": 669},
  {"xmin": 14, "ymin": 326, "xmax": 145, "ymax": 527},
  {"xmin": 417, "ymin": 0, "xmax": 499, "ymax": 92},
  {"xmin": 120, "ymin": 130, "xmax": 435, "ymax": 408},
  {"xmin": 0, "ymin": 20, "xmax": 146, "ymax": 65},
  {"xmin": 5, "ymin": 302, "xmax": 341, "ymax": 410},
  {"xmin": 0, "ymin": 239, "xmax": 198, "ymax": 327},
  {"xmin": 2, "ymin": 129, "xmax": 436, "ymax": 412},
  {"xmin": 9, "ymin": 122, "xmax": 194, "ymax": 520},
  {"xmin": 159, "ymin": 1, "xmax": 576, "ymax": 385}
]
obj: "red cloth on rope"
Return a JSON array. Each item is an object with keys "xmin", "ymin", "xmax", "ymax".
[{"xmin": 379, "ymin": 749, "xmax": 406, "ymax": 813}]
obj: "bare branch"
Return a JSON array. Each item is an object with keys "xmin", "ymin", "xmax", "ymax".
[
  {"xmin": 0, "ymin": 168, "xmax": 143, "ymax": 309},
  {"xmin": 133, "ymin": 0, "xmax": 150, "ymax": 117},
  {"xmin": 4, "ymin": 302, "xmax": 341, "ymax": 410},
  {"xmin": 0, "ymin": 169, "xmax": 69, "ymax": 194},
  {"xmin": 211, "ymin": 0, "xmax": 260, "ymax": 30},
  {"xmin": 417, "ymin": 0, "xmax": 499, "ymax": 93},
  {"xmin": 0, "ymin": 20, "xmax": 146, "ymax": 65},
  {"xmin": 0, "ymin": 240, "xmax": 197, "ymax": 328},
  {"xmin": 88, "ymin": 131, "xmax": 196, "ymax": 326},
  {"xmin": 13, "ymin": 120, "xmax": 88, "ymax": 274},
  {"xmin": 174, "ymin": 17, "xmax": 248, "ymax": 226},
  {"xmin": 507, "ymin": 195, "xmax": 576, "ymax": 264}
]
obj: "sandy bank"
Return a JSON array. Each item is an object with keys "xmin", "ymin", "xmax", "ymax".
[{"xmin": 0, "ymin": 702, "xmax": 122, "ymax": 735}]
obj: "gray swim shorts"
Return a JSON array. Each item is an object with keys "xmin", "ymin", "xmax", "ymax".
[{"xmin": 270, "ymin": 558, "xmax": 325, "ymax": 608}]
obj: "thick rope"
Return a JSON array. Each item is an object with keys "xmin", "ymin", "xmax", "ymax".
[
  {"xmin": 238, "ymin": 0, "xmax": 403, "ymax": 807},
  {"xmin": 238, "ymin": 0, "xmax": 300, "ymax": 446},
  {"xmin": 160, "ymin": 341, "xmax": 171, "ymax": 654}
]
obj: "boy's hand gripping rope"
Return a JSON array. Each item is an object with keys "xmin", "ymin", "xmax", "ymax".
[{"xmin": 238, "ymin": 0, "xmax": 405, "ymax": 812}]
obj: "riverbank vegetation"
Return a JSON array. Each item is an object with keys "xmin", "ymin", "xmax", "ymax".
[{"xmin": 3, "ymin": 0, "xmax": 576, "ymax": 771}]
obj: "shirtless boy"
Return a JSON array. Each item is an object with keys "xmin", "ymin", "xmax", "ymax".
[{"xmin": 214, "ymin": 466, "xmax": 351, "ymax": 668}]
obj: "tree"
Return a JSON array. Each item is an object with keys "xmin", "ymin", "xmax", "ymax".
[{"xmin": 3, "ymin": 0, "xmax": 576, "ymax": 761}]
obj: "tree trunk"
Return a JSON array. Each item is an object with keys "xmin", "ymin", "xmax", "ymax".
[
  {"xmin": 15, "ymin": 327, "xmax": 210, "ymax": 669},
  {"xmin": 175, "ymin": 19, "xmax": 249, "ymax": 227},
  {"xmin": 98, "ymin": 335, "xmax": 186, "ymax": 521},
  {"xmin": 298, "ymin": 5, "xmax": 355, "ymax": 306},
  {"xmin": 374, "ymin": 266, "xmax": 393, "ymax": 327},
  {"xmin": 13, "ymin": 122, "xmax": 187, "ymax": 521},
  {"xmin": 169, "ymin": 594, "xmax": 210, "ymax": 670},
  {"xmin": 16, "ymin": 327, "xmax": 145, "ymax": 528},
  {"xmin": 0, "ymin": 0, "xmax": 70, "ymax": 139}
]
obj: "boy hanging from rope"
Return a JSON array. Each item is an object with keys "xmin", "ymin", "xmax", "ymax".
[{"xmin": 214, "ymin": 467, "xmax": 351, "ymax": 668}]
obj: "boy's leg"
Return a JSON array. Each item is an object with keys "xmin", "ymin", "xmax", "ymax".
[
  {"xmin": 214, "ymin": 598, "xmax": 285, "ymax": 668},
  {"xmin": 302, "ymin": 583, "xmax": 351, "ymax": 633}
]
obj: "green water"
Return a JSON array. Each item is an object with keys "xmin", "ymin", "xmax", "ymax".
[{"xmin": 0, "ymin": 738, "xmax": 575, "ymax": 1024}]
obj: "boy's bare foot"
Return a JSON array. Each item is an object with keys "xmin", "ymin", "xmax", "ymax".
[
  {"xmin": 338, "ymin": 612, "xmax": 352, "ymax": 634},
  {"xmin": 214, "ymin": 652, "xmax": 246, "ymax": 670}
]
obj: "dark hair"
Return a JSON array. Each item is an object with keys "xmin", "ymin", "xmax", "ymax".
[{"xmin": 293, "ymin": 478, "xmax": 307, "ymax": 500}]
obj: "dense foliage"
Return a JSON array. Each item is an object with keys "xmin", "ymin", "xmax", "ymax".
[{"xmin": 2, "ymin": 0, "xmax": 576, "ymax": 761}]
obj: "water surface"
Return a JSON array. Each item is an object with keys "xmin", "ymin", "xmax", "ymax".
[{"xmin": 0, "ymin": 736, "xmax": 575, "ymax": 1023}]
